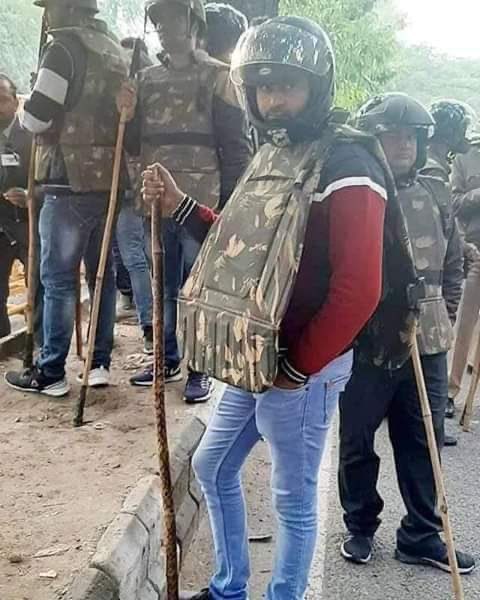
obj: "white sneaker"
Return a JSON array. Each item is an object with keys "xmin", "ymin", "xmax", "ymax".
[{"xmin": 76, "ymin": 366, "xmax": 110, "ymax": 387}]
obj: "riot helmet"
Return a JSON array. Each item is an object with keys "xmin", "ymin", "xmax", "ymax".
[
  {"xmin": 205, "ymin": 3, "xmax": 248, "ymax": 62},
  {"xmin": 146, "ymin": 0, "xmax": 207, "ymax": 36},
  {"xmin": 33, "ymin": 0, "xmax": 98, "ymax": 12},
  {"xmin": 355, "ymin": 92, "xmax": 434, "ymax": 170},
  {"xmin": 430, "ymin": 100, "xmax": 476, "ymax": 154},
  {"xmin": 231, "ymin": 16, "xmax": 336, "ymax": 144}
]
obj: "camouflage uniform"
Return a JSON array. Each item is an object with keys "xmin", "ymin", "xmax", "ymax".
[
  {"xmin": 36, "ymin": 22, "xmax": 127, "ymax": 191},
  {"xmin": 139, "ymin": 49, "xmax": 245, "ymax": 208},
  {"xmin": 128, "ymin": 7, "xmax": 251, "ymax": 380},
  {"xmin": 179, "ymin": 124, "xmax": 414, "ymax": 391}
]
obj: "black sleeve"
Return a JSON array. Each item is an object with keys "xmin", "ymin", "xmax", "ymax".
[{"xmin": 213, "ymin": 96, "xmax": 252, "ymax": 209}]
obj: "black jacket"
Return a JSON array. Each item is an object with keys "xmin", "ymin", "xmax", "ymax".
[{"xmin": 0, "ymin": 117, "xmax": 32, "ymax": 229}]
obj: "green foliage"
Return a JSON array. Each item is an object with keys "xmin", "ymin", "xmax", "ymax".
[
  {"xmin": 392, "ymin": 45, "xmax": 480, "ymax": 116},
  {"xmin": 280, "ymin": 0, "xmax": 401, "ymax": 110}
]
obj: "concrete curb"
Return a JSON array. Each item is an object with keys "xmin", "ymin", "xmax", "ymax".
[
  {"xmin": 0, "ymin": 327, "xmax": 26, "ymax": 360},
  {"xmin": 68, "ymin": 415, "xmax": 208, "ymax": 600}
]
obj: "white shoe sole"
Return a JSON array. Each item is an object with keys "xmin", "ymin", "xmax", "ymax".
[
  {"xmin": 5, "ymin": 377, "xmax": 70, "ymax": 398},
  {"xmin": 76, "ymin": 372, "xmax": 110, "ymax": 387},
  {"xmin": 341, "ymin": 542, "xmax": 372, "ymax": 564},
  {"xmin": 395, "ymin": 549, "xmax": 475, "ymax": 574}
]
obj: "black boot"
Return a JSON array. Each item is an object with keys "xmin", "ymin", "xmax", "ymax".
[{"xmin": 445, "ymin": 398, "xmax": 455, "ymax": 419}]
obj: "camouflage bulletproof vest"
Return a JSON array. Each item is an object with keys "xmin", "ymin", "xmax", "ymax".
[
  {"xmin": 177, "ymin": 132, "xmax": 337, "ymax": 392},
  {"xmin": 36, "ymin": 23, "xmax": 127, "ymax": 192},
  {"xmin": 400, "ymin": 175, "xmax": 454, "ymax": 355},
  {"xmin": 140, "ymin": 54, "xmax": 223, "ymax": 208}
]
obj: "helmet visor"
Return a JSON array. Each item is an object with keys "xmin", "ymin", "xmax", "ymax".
[{"xmin": 231, "ymin": 22, "xmax": 333, "ymax": 86}]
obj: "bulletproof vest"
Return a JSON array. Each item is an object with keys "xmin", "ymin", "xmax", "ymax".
[
  {"xmin": 400, "ymin": 175, "xmax": 454, "ymax": 355},
  {"xmin": 351, "ymin": 134, "xmax": 418, "ymax": 371},
  {"xmin": 36, "ymin": 22, "xmax": 127, "ymax": 192},
  {"xmin": 140, "ymin": 53, "xmax": 224, "ymax": 208}
]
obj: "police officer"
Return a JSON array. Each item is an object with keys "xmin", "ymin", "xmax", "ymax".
[
  {"xmin": 205, "ymin": 3, "xmax": 248, "ymax": 64},
  {"xmin": 338, "ymin": 93, "xmax": 473, "ymax": 574},
  {"xmin": 122, "ymin": 0, "xmax": 252, "ymax": 401},
  {"xmin": 426, "ymin": 102, "xmax": 480, "ymax": 422},
  {"xmin": 6, "ymin": 0, "xmax": 128, "ymax": 396},
  {"xmin": 134, "ymin": 16, "xmax": 410, "ymax": 599},
  {"xmin": 0, "ymin": 74, "xmax": 42, "ymax": 341},
  {"xmin": 423, "ymin": 100, "xmax": 473, "ymax": 182}
]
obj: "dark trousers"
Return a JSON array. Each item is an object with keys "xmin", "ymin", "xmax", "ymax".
[
  {"xmin": 0, "ymin": 229, "xmax": 43, "ymax": 342},
  {"xmin": 338, "ymin": 353, "xmax": 447, "ymax": 552}
]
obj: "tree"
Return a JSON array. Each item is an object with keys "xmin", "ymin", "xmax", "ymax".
[
  {"xmin": 392, "ymin": 45, "xmax": 480, "ymax": 116},
  {"xmin": 0, "ymin": 1, "xmax": 42, "ymax": 92},
  {"xmin": 280, "ymin": 0, "xmax": 402, "ymax": 110}
]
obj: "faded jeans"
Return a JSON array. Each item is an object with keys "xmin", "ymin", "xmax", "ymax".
[
  {"xmin": 193, "ymin": 351, "xmax": 353, "ymax": 600},
  {"xmin": 37, "ymin": 194, "xmax": 116, "ymax": 379},
  {"xmin": 162, "ymin": 218, "xmax": 201, "ymax": 368},
  {"xmin": 116, "ymin": 199, "xmax": 153, "ymax": 330}
]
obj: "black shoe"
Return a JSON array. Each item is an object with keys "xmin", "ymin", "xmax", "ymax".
[
  {"xmin": 445, "ymin": 398, "xmax": 455, "ymax": 419},
  {"xmin": 467, "ymin": 364, "xmax": 474, "ymax": 375},
  {"xmin": 341, "ymin": 534, "xmax": 373, "ymax": 564},
  {"xmin": 5, "ymin": 366, "xmax": 70, "ymax": 397},
  {"xmin": 444, "ymin": 434, "xmax": 458, "ymax": 447},
  {"xmin": 184, "ymin": 371, "xmax": 213, "ymax": 404},
  {"xmin": 395, "ymin": 543, "xmax": 475, "ymax": 574},
  {"xmin": 129, "ymin": 364, "xmax": 182, "ymax": 387},
  {"xmin": 179, "ymin": 590, "xmax": 210, "ymax": 600}
]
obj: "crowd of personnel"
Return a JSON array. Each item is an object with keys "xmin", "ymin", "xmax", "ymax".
[{"xmin": 1, "ymin": 0, "xmax": 480, "ymax": 598}]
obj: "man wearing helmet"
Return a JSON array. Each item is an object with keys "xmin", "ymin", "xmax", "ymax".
[
  {"xmin": 338, "ymin": 93, "xmax": 472, "ymax": 574},
  {"xmin": 121, "ymin": 0, "xmax": 252, "ymax": 402},
  {"xmin": 5, "ymin": 0, "xmax": 127, "ymax": 396},
  {"xmin": 205, "ymin": 3, "xmax": 248, "ymax": 64},
  {"xmin": 426, "ymin": 102, "xmax": 480, "ymax": 424},
  {"xmin": 132, "ymin": 16, "xmax": 400, "ymax": 599}
]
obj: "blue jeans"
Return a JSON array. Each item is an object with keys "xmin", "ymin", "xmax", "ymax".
[
  {"xmin": 193, "ymin": 351, "xmax": 353, "ymax": 600},
  {"xmin": 162, "ymin": 218, "xmax": 201, "ymax": 368},
  {"xmin": 116, "ymin": 200, "xmax": 153, "ymax": 329},
  {"xmin": 112, "ymin": 233, "xmax": 132, "ymax": 297},
  {"xmin": 37, "ymin": 194, "xmax": 116, "ymax": 379}
]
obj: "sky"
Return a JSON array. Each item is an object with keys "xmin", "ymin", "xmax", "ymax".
[{"xmin": 396, "ymin": 0, "xmax": 480, "ymax": 58}]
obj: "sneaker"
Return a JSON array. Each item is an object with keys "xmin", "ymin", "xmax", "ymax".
[
  {"xmin": 395, "ymin": 543, "xmax": 475, "ymax": 574},
  {"xmin": 129, "ymin": 364, "xmax": 182, "ymax": 387},
  {"xmin": 341, "ymin": 534, "xmax": 373, "ymax": 564},
  {"xmin": 184, "ymin": 372, "xmax": 213, "ymax": 404},
  {"xmin": 445, "ymin": 398, "xmax": 455, "ymax": 419},
  {"xmin": 5, "ymin": 367, "xmax": 70, "ymax": 398},
  {"xmin": 143, "ymin": 326, "xmax": 154, "ymax": 355},
  {"xmin": 179, "ymin": 590, "xmax": 210, "ymax": 600},
  {"xmin": 444, "ymin": 434, "xmax": 458, "ymax": 447},
  {"xmin": 76, "ymin": 366, "xmax": 110, "ymax": 387}
]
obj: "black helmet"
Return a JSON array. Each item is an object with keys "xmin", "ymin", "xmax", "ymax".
[
  {"xmin": 34, "ymin": 0, "xmax": 98, "ymax": 11},
  {"xmin": 231, "ymin": 15, "xmax": 335, "ymax": 144},
  {"xmin": 355, "ymin": 93, "xmax": 434, "ymax": 170},
  {"xmin": 430, "ymin": 100, "xmax": 476, "ymax": 154},
  {"xmin": 205, "ymin": 3, "xmax": 248, "ymax": 60},
  {"xmin": 146, "ymin": 0, "xmax": 207, "ymax": 32}
]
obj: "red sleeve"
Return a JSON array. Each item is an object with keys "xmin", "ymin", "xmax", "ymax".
[{"xmin": 287, "ymin": 186, "xmax": 385, "ymax": 375}]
